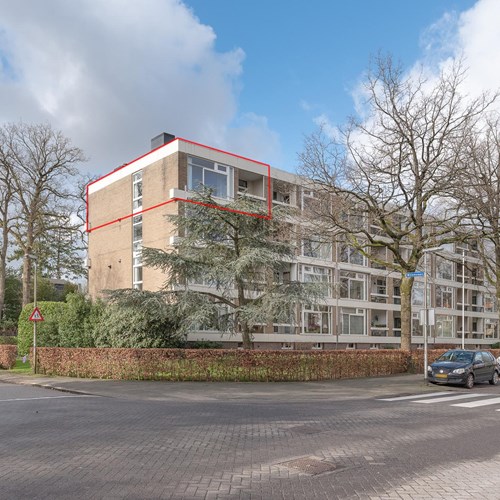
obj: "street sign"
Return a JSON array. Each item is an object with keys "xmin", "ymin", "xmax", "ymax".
[
  {"xmin": 29, "ymin": 307, "xmax": 44, "ymax": 322},
  {"xmin": 405, "ymin": 271, "xmax": 424, "ymax": 278}
]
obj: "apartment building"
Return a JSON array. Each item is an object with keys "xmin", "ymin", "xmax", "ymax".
[{"xmin": 87, "ymin": 133, "xmax": 499, "ymax": 350}]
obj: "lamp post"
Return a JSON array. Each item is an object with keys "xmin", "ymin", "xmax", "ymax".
[
  {"xmin": 27, "ymin": 254, "xmax": 38, "ymax": 373},
  {"xmin": 462, "ymin": 249, "xmax": 465, "ymax": 349},
  {"xmin": 423, "ymin": 246, "xmax": 444, "ymax": 383}
]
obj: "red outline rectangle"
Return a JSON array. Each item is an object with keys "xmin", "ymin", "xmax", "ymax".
[{"xmin": 86, "ymin": 138, "xmax": 272, "ymax": 233}]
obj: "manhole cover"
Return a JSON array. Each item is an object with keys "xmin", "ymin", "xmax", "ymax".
[{"xmin": 280, "ymin": 457, "xmax": 337, "ymax": 475}]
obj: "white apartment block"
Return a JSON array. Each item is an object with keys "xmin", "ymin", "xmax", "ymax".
[{"xmin": 87, "ymin": 133, "xmax": 499, "ymax": 350}]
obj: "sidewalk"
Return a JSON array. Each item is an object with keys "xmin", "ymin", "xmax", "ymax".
[{"xmin": 0, "ymin": 370, "xmax": 455, "ymax": 402}]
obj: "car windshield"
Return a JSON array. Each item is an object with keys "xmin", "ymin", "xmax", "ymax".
[{"xmin": 437, "ymin": 351, "xmax": 473, "ymax": 363}]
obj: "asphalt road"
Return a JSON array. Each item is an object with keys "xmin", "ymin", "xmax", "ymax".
[{"xmin": 1, "ymin": 374, "xmax": 500, "ymax": 499}]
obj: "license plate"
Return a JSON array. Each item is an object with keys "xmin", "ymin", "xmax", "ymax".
[{"xmin": 435, "ymin": 373, "xmax": 447, "ymax": 379}]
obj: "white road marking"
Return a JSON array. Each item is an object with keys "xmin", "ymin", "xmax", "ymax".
[
  {"xmin": 0, "ymin": 395, "xmax": 95, "ymax": 402},
  {"xmin": 378, "ymin": 392, "xmax": 451, "ymax": 401},
  {"xmin": 452, "ymin": 397, "xmax": 500, "ymax": 408},
  {"xmin": 414, "ymin": 393, "xmax": 484, "ymax": 404}
]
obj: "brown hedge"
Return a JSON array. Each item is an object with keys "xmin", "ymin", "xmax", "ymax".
[
  {"xmin": 0, "ymin": 345, "xmax": 17, "ymax": 369},
  {"xmin": 34, "ymin": 347, "xmax": 410, "ymax": 381}
]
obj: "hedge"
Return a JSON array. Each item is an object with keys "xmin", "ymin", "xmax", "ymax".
[
  {"xmin": 0, "ymin": 345, "xmax": 17, "ymax": 369},
  {"xmin": 33, "ymin": 347, "xmax": 410, "ymax": 381}
]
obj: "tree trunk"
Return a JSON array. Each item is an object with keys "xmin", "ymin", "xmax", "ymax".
[
  {"xmin": 241, "ymin": 323, "xmax": 253, "ymax": 350},
  {"xmin": 0, "ymin": 265, "xmax": 5, "ymax": 321},
  {"xmin": 22, "ymin": 255, "xmax": 31, "ymax": 307},
  {"xmin": 0, "ymin": 229, "xmax": 8, "ymax": 320},
  {"xmin": 400, "ymin": 276, "xmax": 414, "ymax": 351}
]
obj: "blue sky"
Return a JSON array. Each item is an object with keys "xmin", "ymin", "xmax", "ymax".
[
  {"xmin": 185, "ymin": 0, "xmax": 476, "ymax": 169},
  {"xmin": 0, "ymin": 0, "xmax": 496, "ymax": 174}
]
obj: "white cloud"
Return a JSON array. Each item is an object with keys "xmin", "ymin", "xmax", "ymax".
[
  {"xmin": 221, "ymin": 112, "xmax": 282, "ymax": 166},
  {"xmin": 417, "ymin": 0, "xmax": 500, "ymax": 102},
  {"xmin": 0, "ymin": 0, "xmax": 280, "ymax": 174},
  {"xmin": 313, "ymin": 114, "xmax": 340, "ymax": 141}
]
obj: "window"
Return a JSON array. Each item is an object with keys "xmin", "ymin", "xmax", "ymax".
[
  {"xmin": 411, "ymin": 282, "xmax": 430, "ymax": 306},
  {"xmin": 393, "ymin": 279, "xmax": 401, "ymax": 305},
  {"xmin": 339, "ymin": 243, "xmax": 365, "ymax": 266},
  {"xmin": 273, "ymin": 191, "xmax": 290, "ymax": 204},
  {"xmin": 132, "ymin": 214, "xmax": 143, "ymax": 290},
  {"xmin": 299, "ymin": 265, "xmax": 331, "ymax": 295},
  {"xmin": 436, "ymin": 256, "xmax": 453, "ymax": 280},
  {"xmin": 188, "ymin": 156, "xmax": 232, "ymax": 199},
  {"xmin": 412, "ymin": 312, "xmax": 422, "ymax": 336},
  {"xmin": 302, "ymin": 238, "xmax": 332, "ymax": 260},
  {"xmin": 485, "ymin": 294, "xmax": 497, "ymax": 313},
  {"xmin": 485, "ymin": 319, "xmax": 498, "ymax": 339},
  {"xmin": 340, "ymin": 271, "xmax": 366, "ymax": 300},
  {"xmin": 311, "ymin": 342, "xmax": 323, "ymax": 350},
  {"xmin": 341, "ymin": 308, "xmax": 366, "ymax": 335},
  {"xmin": 436, "ymin": 285, "xmax": 453, "ymax": 309},
  {"xmin": 435, "ymin": 315, "xmax": 453, "ymax": 338},
  {"xmin": 273, "ymin": 324, "xmax": 294, "ymax": 335},
  {"xmin": 281, "ymin": 342, "xmax": 293, "ymax": 350},
  {"xmin": 303, "ymin": 305, "xmax": 331, "ymax": 334},
  {"xmin": 238, "ymin": 179, "xmax": 248, "ymax": 193},
  {"xmin": 132, "ymin": 171, "xmax": 143, "ymax": 211}
]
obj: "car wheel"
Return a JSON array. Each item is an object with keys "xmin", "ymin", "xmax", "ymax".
[
  {"xmin": 489, "ymin": 371, "xmax": 499, "ymax": 386},
  {"xmin": 465, "ymin": 373, "xmax": 474, "ymax": 389}
]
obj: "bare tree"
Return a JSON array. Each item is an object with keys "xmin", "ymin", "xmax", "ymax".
[
  {"xmin": 459, "ymin": 114, "xmax": 500, "ymax": 327},
  {"xmin": 0, "ymin": 150, "xmax": 15, "ymax": 319},
  {"xmin": 298, "ymin": 56, "xmax": 496, "ymax": 350},
  {"xmin": 0, "ymin": 123, "xmax": 86, "ymax": 306}
]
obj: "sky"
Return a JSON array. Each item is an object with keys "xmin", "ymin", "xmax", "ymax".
[{"xmin": 1, "ymin": 0, "xmax": 499, "ymax": 177}]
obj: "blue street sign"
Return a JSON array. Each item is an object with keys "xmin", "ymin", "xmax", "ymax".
[{"xmin": 405, "ymin": 271, "xmax": 424, "ymax": 278}]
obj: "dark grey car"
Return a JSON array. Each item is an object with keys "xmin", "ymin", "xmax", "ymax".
[{"xmin": 428, "ymin": 349, "xmax": 500, "ymax": 389}]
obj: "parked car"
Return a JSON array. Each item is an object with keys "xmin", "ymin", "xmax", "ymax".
[{"xmin": 428, "ymin": 349, "xmax": 500, "ymax": 389}]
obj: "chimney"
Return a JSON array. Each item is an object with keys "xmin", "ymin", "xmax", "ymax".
[{"xmin": 151, "ymin": 132, "xmax": 175, "ymax": 150}]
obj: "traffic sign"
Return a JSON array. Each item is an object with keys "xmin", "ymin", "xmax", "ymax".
[
  {"xmin": 405, "ymin": 271, "xmax": 424, "ymax": 278},
  {"xmin": 29, "ymin": 307, "xmax": 44, "ymax": 322}
]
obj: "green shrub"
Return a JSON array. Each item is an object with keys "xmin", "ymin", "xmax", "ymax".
[
  {"xmin": 188, "ymin": 340, "xmax": 223, "ymax": 349},
  {"xmin": 0, "ymin": 319, "xmax": 17, "ymax": 336},
  {"xmin": 17, "ymin": 302, "xmax": 68, "ymax": 355},
  {"xmin": 0, "ymin": 336, "xmax": 16, "ymax": 345},
  {"xmin": 95, "ymin": 289, "xmax": 185, "ymax": 348},
  {"xmin": 59, "ymin": 293, "xmax": 95, "ymax": 347},
  {"xmin": 491, "ymin": 342, "xmax": 500, "ymax": 349}
]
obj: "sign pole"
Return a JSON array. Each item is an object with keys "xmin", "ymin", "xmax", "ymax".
[{"xmin": 33, "ymin": 258, "xmax": 37, "ymax": 374}]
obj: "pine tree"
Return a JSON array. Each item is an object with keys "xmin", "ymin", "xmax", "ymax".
[{"xmin": 143, "ymin": 190, "xmax": 325, "ymax": 349}]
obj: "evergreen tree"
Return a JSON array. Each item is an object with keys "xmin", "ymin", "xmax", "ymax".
[{"xmin": 143, "ymin": 191, "xmax": 325, "ymax": 349}]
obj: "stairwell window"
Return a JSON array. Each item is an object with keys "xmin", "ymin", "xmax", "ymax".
[
  {"xmin": 132, "ymin": 171, "xmax": 143, "ymax": 211},
  {"xmin": 132, "ymin": 214, "xmax": 143, "ymax": 290}
]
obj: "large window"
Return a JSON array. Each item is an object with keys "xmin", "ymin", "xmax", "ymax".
[
  {"xmin": 341, "ymin": 308, "xmax": 366, "ymax": 335},
  {"xmin": 188, "ymin": 156, "xmax": 232, "ymax": 199},
  {"xmin": 340, "ymin": 271, "xmax": 366, "ymax": 300},
  {"xmin": 411, "ymin": 282, "xmax": 430, "ymax": 306},
  {"xmin": 485, "ymin": 319, "xmax": 498, "ymax": 339},
  {"xmin": 302, "ymin": 305, "xmax": 331, "ymax": 334},
  {"xmin": 485, "ymin": 294, "xmax": 497, "ymax": 313},
  {"xmin": 435, "ymin": 314, "xmax": 453, "ymax": 338},
  {"xmin": 435, "ymin": 285, "xmax": 453, "ymax": 309},
  {"xmin": 299, "ymin": 265, "xmax": 331, "ymax": 295},
  {"xmin": 436, "ymin": 256, "xmax": 453, "ymax": 280},
  {"xmin": 302, "ymin": 238, "xmax": 332, "ymax": 260},
  {"xmin": 339, "ymin": 243, "xmax": 365, "ymax": 266}
]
